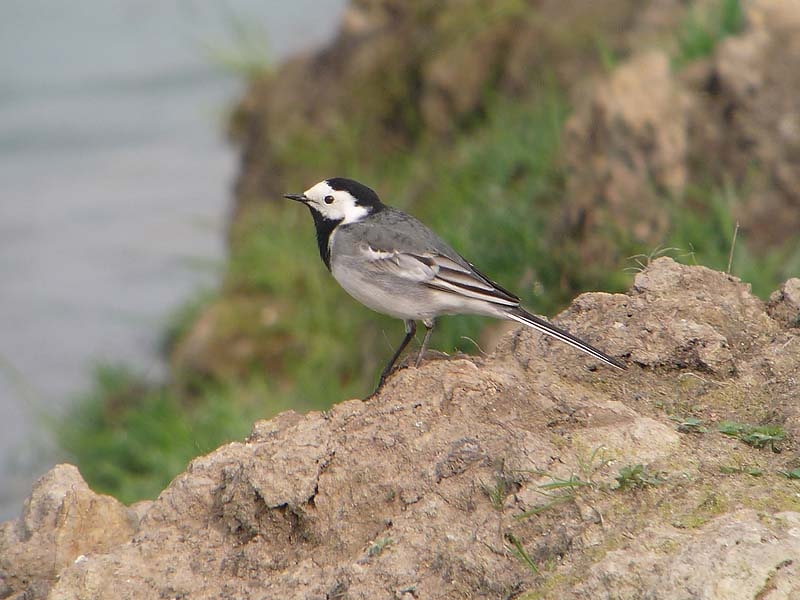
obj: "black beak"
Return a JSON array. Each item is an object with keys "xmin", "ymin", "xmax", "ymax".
[{"xmin": 284, "ymin": 193, "xmax": 308, "ymax": 203}]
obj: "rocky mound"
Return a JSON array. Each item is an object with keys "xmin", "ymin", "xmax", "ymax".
[{"xmin": 2, "ymin": 258, "xmax": 799, "ymax": 599}]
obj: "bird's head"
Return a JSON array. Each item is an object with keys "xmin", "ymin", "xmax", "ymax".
[{"xmin": 284, "ymin": 177, "xmax": 384, "ymax": 224}]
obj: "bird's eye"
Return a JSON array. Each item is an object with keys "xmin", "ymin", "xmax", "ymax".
[{"xmin": 324, "ymin": 195, "xmax": 335, "ymax": 204}]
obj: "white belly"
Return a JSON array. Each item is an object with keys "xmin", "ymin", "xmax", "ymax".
[{"xmin": 331, "ymin": 260, "xmax": 431, "ymax": 320}]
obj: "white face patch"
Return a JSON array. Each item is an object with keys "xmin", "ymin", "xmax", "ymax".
[{"xmin": 303, "ymin": 180, "xmax": 369, "ymax": 224}]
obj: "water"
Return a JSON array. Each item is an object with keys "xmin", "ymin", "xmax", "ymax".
[{"xmin": 0, "ymin": 0, "xmax": 345, "ymax": 520}]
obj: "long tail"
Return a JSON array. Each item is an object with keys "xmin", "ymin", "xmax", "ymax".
[{"xmin": 505, "ymin": 307, "xmax": 626, "ymax": 370}]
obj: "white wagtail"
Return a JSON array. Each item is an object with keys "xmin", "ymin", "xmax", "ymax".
[{"xmin": 285, "ymin": 178, "xmax": 625, "ymax": 386}]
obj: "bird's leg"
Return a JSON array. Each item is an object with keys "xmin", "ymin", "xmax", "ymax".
[
  {"xmin": 415, "ymin": 319, "xmax": 435, "ymax": 368},
  {"xmin": 378, "ymin": 319, "xmax": 417, "ymax": 387}
]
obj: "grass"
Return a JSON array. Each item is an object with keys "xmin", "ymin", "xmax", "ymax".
[
  {"xmin": 515, "ymin": 448, "xmax": 610, "ymax": 520},
  {"xmin": 482, "ymin": 475, "xmax": 515, "ymax": 512},
  {"xmin": 717, "ymin": 421, "xmax": 787, "ymax": 452},
  {"xmin": 366, "ymin": 537, "xmax": 394, "ymax": 557},
  {"xmin": 514, "ymin": 475, "xmax": 588, "ymax": 521},
  {"xmin": 665, "ymin": 183, "xmax": 800, "ymax": 299},
  {"xmin": 505, "ymin": 532, "xmax": 540, "ymax": 574},
  {"xmin": 671, "ymin": 416, "xmax": 707, "ymax": 434},
  {"xmin": 613, "ymin": 464, "xmax": 664, "ymax": 491},
  {"xmin": 673, "ymin": 0, "xmax": 744, "ymax": 68},
  {"xmin": 719, "ymin": 465, "xmax": 763, "ymax": 477}
]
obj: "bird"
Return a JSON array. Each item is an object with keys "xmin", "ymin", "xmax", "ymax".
[{"xmin": 285, "ymin": 177, "xmax": 625, "ymax": 387}]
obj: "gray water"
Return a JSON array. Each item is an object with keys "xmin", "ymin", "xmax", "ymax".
[{"xmin": 0, "ymin": 0, "xmax": 345, "ymax": 520}]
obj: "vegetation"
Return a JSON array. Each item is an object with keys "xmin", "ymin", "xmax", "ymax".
[
  {"xmin": 613, "ymin": 464, "xmax": 664, "ymax": 490},
  {"xmin": 201, "ymin": 8, "xmax": 272, "ymax": 78},
  {"xmin": 673, "ymin": 0, "xmax": 745, "ymax": 67},
  {"xmin": 57, "ymin": 0, "xmax": 800, "ymax": 506},
  {"xmin": 671, "ymin": 416, "xmax": 707, "ymax": 434},
  {"xmin": 717, "ymin": 421, "xmax": 787, "ymax": 452},
  {"xmin": 366, "ymin": 537, "xmax": 395, "ymax": 558},
  {"xmin": 506, "ymin": 533, "xmax": 540, "ymax": 575}
]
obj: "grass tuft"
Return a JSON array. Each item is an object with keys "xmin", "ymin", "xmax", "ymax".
[
  {"xmin": 613, "ymin": 464, "xmax": 664, "ymax": 491},
  {"xmin": 505, "ymin": 533, "xmax": 540, "ymax": 574},
  {"xmin": 673, "ymin": 0, "xmax": 744, "ymax": 68},
  {"xmin": 717, "ymin": 421, "xmax": 786, "ymax": 452},
  {"xmin": 671, "ymin": 416, "xmax": 707, "ymax": 434}
]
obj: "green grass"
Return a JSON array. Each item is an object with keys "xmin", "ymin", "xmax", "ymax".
[
  {"xmin": 719, "ymin": 465, "xmax": 764, "ymax": 477},
  {"xmin": 366, "ymin": 537, "xmax": 395, "ymax": 558},
  {"xmin": 671, "ymin": 416, "xmax": 708, "ymax": 434},
  {"xmin": 505, "ymin": 532, "xmax": 540, "ymax": 574},
  {"xmin": 514, "ymin": 475, "xmax": 589, "ymax": 521},
  {"xmin": 717, "ymin": 421, "xmax": 787, "ymax": 452},
  {"xmin": 515, "ymin": 449, "xmax": 609, "ymax": 520},
  {"xmin": 614, "ymin": 464, "xmax": 664, "ymax": 491},
  {"xmin": 673, "ymin": 0, "xmax": 744, "ymax": 68},
  {"xmin": 656, "ymin": 183, "xmax": 800, "ymax": 299}
]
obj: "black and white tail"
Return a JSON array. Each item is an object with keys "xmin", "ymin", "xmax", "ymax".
[{"xmin": 505, "ymin": 307, "xmax": 626, "ymax": 370}]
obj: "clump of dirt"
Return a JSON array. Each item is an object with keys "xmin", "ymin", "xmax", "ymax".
[{"xmin": 3, "ymin": 258, "xmax": 799, "ymax": 599}]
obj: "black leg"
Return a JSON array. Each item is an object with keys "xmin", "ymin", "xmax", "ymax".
[
  {"xmin": 377, "ymin": 319, "xmax": 416, "ymax": 388},
  {"xmin": 415, "ymin": 319, "xmax": 435, "ymax": 367}
]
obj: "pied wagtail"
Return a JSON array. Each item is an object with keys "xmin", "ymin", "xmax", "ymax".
[{"xmin": 285, "ymin": 178, "xmax": 625, "ymax": 387}]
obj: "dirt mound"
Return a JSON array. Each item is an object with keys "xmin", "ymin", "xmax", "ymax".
[{"xmin": 2, "ymin": 258, "xmax": 799, "ymax": 599}]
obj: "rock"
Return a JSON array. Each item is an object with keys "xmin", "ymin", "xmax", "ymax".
[
  {"xmin": 767, "ymin": 278, "xmax": 800, "ymax": 328},
  {"xmin": 575, "ymin": 510, "xmax": 800, "ymax": 599},
  {"xmin": 570, "ymin": 404, "xmax": 681, "ymax": 474},
  {"xmin": 509, "ymin": 257, "xmax": 779, "ymax": 374},
  {"xmin": 624, "ymin": 258, "xmax": 778, "ymax": 373},
  {"xmin": 0, "ymin": 259, "xmax": 788, "ymax": 598},
  {"xmin": 0, "ymin": 465, "xmax": 138, "ymax": 600}
]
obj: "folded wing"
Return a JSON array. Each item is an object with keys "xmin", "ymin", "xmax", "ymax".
[{"xmin": 360, "ymin": 244, "xmax": 519, "ymax": 308}]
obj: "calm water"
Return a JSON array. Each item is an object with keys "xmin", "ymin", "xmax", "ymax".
[{"xmin": 0, "ymin": 0, "xmax": 345, "ymax": 519}]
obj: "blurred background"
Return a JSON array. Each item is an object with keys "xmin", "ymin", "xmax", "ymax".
[
  {"xmin": 0, "ymin": 0, "xmax": 346, "ymax": 519},
  {"xmin": 2, "ymin": 0, "xmax": 798, "ymax": 519}
]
